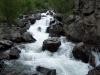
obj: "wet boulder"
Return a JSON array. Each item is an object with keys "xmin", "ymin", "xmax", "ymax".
[
  {"xmin": 64, "ymin": 13, "xmax": 98, "ymax": 43},
  {"xmin": 48, "ymin": 21, "xmax": 64, "ymax": 37},
  {"xmin": 9, "ymin": 31, "xmax": 23, "ymax": 43},
  {"xmin": 72, "ymin": 42, "xmax": 96, "ymax": 67},
  {"xmin": 20, "ymin": 18, "xmax": 30, "ymax": 26},
  {"xmin": 8, "ymin": 31, "xmax": 36, "ymax": 43},
  {"xmin": 42, "ymin": 37, "xmax": 61, "ymax": 52},
  {"xmin": 22, "ymin": 32, "xmax": 36, "ymax": 43},
  {"xmin": 0, "ymin": 61, "xmax": 4, "ymax": 67},
  {"xmin": 87, "ymin": 65, "xmax": 100, "ymax": 75},
  {"xmin": 0, "ymin": 51, "xmax": 9, "ymax": 60},
  {"xmin": 28, "ymin": 16, "xmax": 36, "ymax": 24},
  {"xmin": 0, "ymin": 40, "xmax": 13, "ymax": 51},
  {"xmin": 29, "ymin": 18, "xmax": 36, "ymax": 24},
  {"xmin": 46, "ymin": 27, "xmax": 50, "ymax": 33},
  {"xmin": 50, "ymin": 20, "xmax": 56, "ymax": 26},
  {"xmin": 9, "ymin": 47, "xmax": 21, "ymax": 60},
  {"xmin": 27, "ymin": 13, "xmax": 41, "ymax": 24},
  {"xmin": 36, "ymin": 66, "xmax": 56, "ymax": 75}
]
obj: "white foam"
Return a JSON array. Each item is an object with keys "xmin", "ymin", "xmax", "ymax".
[{"xmin": 8, "ymin": 11, "xmax": 90, "ymax": 75}]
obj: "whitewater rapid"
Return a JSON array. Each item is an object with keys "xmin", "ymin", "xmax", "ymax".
[{"xmin": 6, "ymin": 12, "xmax": 90, "ymax": 75}]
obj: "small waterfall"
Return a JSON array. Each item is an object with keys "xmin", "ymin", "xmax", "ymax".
[{"xmin": 5, "ymin": 11, "xmax": 89, "ymax": 75}]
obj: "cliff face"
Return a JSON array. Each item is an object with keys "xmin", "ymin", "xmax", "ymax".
[{"xmin": 65, "ymin": 0, "xmax": 100, "ymax": 44}]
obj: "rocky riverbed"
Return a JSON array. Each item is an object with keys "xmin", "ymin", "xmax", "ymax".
[{"xmin": 0, "ymin": 0, "xmax": 100, "ymax": 74}]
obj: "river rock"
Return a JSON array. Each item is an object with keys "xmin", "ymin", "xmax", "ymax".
[
  {"xmin": 22, "ymin": 32, "xmax": 36, "ymax": 43},
  {"xmin": 20, "ymin": 18, "xmax": 30, "ymax": 26},
  {"xmin": 36, "ymin": 66, "xmax": 56, "ymax": 75},
  {"xmin": 49, "ymin": 20, "xmax": 56, "ymax": 26},
  {"xmin": 9, "ymin": 31, "xmax": 23, "ymax": 43},
  {"xmin": 9, "ymin": 47, "xmax": 21, "ymax": 60},
  {"xmin": 28, "ymin": 17, "xmax": 36, "ymax": 24},
  {"xmin": 48, "ymin": 21, "xmax": 64, "ymax": 37},
  {"xmin": 72, "ymin": 42, "xmax": 96, "ymax": 67},
  {"xmin": 6, "ymin": 31, "xmax": 36, "ymax": 43},
  {"xmin": 0, "ymin": 61, "xmax": 5, "ymax": 72},
  {"xmin": 64, "ymin": 0, "xmax": 100, "ymax": 44},
  {"xmin": 42, "ymin": 37, "xmax": 61, "ymax": 52},
  {"xmin": 87, "ymin": 65, "xmax": 100, "ymax": 75},
  {"xmin": 0, "ymin": 40, "xmax": 13, "ymax": 51},
  {"xmin": 0, "ymin": 51, "xmax": 9, "ymax": 60}
]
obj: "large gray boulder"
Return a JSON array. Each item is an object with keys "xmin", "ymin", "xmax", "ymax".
[
  {"xmin": 72, "ymin": 42, "xmax": 96, "ymax": 67},
  {"xmin": 9, "ymin": 31, "xmax": 23, "ymax": 43},
  {"xmin": 64, "ymin": 14, "xmax": 98, "ymax": 43},
  {"xmin": 64, "ymin": 0, "xmax": 100, "ymax": 44},
  {"xmin": 5, "ymin": 31, "xmax": 36, "ymax": 43},
  {"xmin": 9, "ymin": 47, "xmax": 21, "ymax": 60},
  {"xmin": 0, "ymin": 46, "xmax": 21, "ymax": 60},
  {"xmin": 22, "ymin": 32, "xmax": 36, "ymax": 43},
  {"xmin": 0, "ymin": 51, "xmax": 9, "ymax": 60},
  {"xmin": 47, "ymin": 21, "xmax": 64, "ymax": 37},
  {"xmin": 0, "ymin": 40, "xmax": 13, "ymax": 51},
  {"xmin": 42, "ymin": 37, "xmax": 61, "ymax": 52}
]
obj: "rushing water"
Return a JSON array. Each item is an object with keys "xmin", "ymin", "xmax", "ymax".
[{"xmin": 5, "ymin": 12, "xmax": 90, "ymax": 75}]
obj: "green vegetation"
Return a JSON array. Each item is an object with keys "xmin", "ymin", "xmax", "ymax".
[
  {"xmin": 0, "ymin": 0, "xmax": 74, "ymax": 25},
  {"xmin": 0, "ymin": 0, "xmax": 23, "ymax": 24},
  {"xmin": 48, "ymin": 0, "xmax": 74, "ymax": 14}
]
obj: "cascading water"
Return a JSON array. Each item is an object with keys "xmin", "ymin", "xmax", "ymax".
[{"xmin": 5, "ymin": 11, "xmax": 89, "ymax": 75}]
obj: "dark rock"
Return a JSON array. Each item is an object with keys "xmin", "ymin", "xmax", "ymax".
[
  {"xmin": 48, "ymin": 21, "xmax": 64, "ymax": 37},
  {"xmin": 42, "ymin": 37, "xmax": 61, "ymax": 52},
  {"xmin": 72, "ymin": 42, "xmax": 96, "ymax": 67},
  {"xmin": 64, "ymin": 16, "xmax": 83, "ymax": 42},
  {"xmin": 64, "ymin": 14, "xmax": 98, "ymax": 43},
  {"xmin": 87, "ymin": 65, "xmax": 100, "ymax": 75},
  {"xmin": 20, "ymin": 19, "xmax": 30, "ymax": 26},
  {"xmin": 0, "ymin": 51, "xmax": 9, "ymax": 60},
  {"xmin": 29, "ymin": 18, "xmax": 36, "ymax": 24},
  {"xmin": 9, "ymin": 47, "xmax": 21, "ymax": 60},
  {"xmin": 0, "ymin": 61, "xmax": 5, "ymax": 72},
  {"xmin": 34, "ymin": 13, "xmax": 41, "ymax": 20},
  {"xmin": 0, "ymin": 40, "xmax": 13, "ymax": 51},
  {"xmin": 36, "ymin": 66, "xmax": 56, "ymax": 75},
  {"xmin": 0, "ymin": 61, "xmax": 4, "ymax": 68},
  {"xmin": 46, "ymin": 27, "xmax": 50, "ymax": 33},
  {"xmin": 54, "ymin": 13, "xmax": 63, "ymax": 22},
  {"xmin": 82, "ymin": 0, "xmax": 95, "ymax": 16},
  {"xmin": 22, "ymin": 32, "xmax": 36, "ymax": 43},
  {"xmin": 74, "ymin": 0, "xmax": 95, "ymax": 16},
  {"xmin": 9, "ymin": 32, "xmax": 23, "ymax": 43},
  {"xmin": 65, "ymin": 0, "xmax": 100, "ymax": 43},
  {"xmin": 64, "ymin": 15, "xmax": 75, "ymax": 25},
  {"xmin": 50, "ymin": 20, "xmax": 56, "ymax": 26},
  {"xmin": 6, "ymin": 31, "xmax": 36, "ymax": 44}
]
